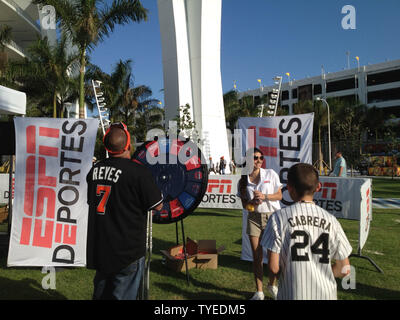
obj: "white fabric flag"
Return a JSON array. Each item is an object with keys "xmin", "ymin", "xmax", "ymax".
[
  {"xmin": 7, "ymin": 118, "xmax": 98, "ymax": 267},
  {"xmin": 237, "ymin": 114, "xmax": 314, "ymax": 261}
]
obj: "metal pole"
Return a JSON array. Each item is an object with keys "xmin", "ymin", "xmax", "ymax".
[
  {"xmin": 92, "ymin": 80, "xmax": 108, "ymax": 158},
  {"xmin": 7, "ymin": 154, "xmax": 13, "ymax": 235},
  {"xmin": 317, "ymin": 98, "xmax": 332, "ymax": 171},
  {"xmin": 325, "ymin": 99, "xmax": 332, "ymax": 171}
]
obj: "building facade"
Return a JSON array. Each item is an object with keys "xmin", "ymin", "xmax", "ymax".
[
  {"xmin": 0, "ymin": 0, "xmax": 56, "ymax": 61},
  {"xmin": 238, "ymin": 59, "xmax": 400, "ymax": 119}
]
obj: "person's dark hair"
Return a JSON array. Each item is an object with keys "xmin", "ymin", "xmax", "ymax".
[
  {"xmin": 287, "ymin": 163, "xmax": 319, "ymax": 198},
  {"xmin": 104, "ymin": 127, "xmax": 127, "ymax": 153},
  {"xmin": 239, "ymin": 147, "xmax": 264, "ymax": 199}
]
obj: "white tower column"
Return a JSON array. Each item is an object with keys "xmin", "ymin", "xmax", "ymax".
[{"xmin": 158, "ymin": 0, "xmax": 231, "ymax": 170}]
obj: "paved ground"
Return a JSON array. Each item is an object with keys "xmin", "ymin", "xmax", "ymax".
[{"xmin": 372, "ymin": 198, "xmax": 400, "ymax": 209}]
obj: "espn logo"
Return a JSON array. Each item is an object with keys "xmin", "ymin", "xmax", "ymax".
[
  {"xmin": 317, "ymin": 182, "xmax": 337, "ymax": 199},
  {"xmin": 207, "ymin": 179, "xmax": 232, "ymax": 193}
]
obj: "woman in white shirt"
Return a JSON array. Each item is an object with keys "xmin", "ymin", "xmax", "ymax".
[{"xmin": 238, "ymin": 148, "xmax": 283, "ymax": 300}]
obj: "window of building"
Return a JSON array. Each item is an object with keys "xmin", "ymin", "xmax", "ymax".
[
  {"xmin": 280, "ymin": 105, "xmax": 289, "ymax": 115},
  {"xmin": 281, "ymin": 90, "xmax": 289, "ymax": 101},
  {"xmin": 367, "ymin": 69, "xmax": 400, "ymax": 86},
  {"xmin": 326, "ymin": 78, "xmax": 357, "ymax": 93},
  {"xmin": 381, "ymin": 106, "xmax": 400, "ymax": 118},
  {"xmin": 314, "ymin": 84, "xmax": 322, "ymax": 95},
  {"xmin": 292, "ymin": 88, "xmax": 297, "ymax": 99},
  {"xmin": 298, "ymin": 84, "xmax": 313, "ymax": 101},
  {"xmin": 368, "ymin": 88, "xmax": 400, "ymax": 104}
]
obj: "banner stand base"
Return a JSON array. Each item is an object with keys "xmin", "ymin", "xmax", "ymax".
[
  {"xmin": 350, "ymin": 248, "xmax": 383, "ymax": 274},
  {"xmin": 176, "ymin": 220, "xmax": 190, "ymax": 285}
]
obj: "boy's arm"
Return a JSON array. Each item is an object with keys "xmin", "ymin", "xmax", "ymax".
[{"xmin": 332, "ymin": 258, "xmax": 351, "ymax": 278}]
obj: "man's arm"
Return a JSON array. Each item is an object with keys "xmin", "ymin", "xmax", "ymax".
[{"xmin": 254, "ymin": 188, "xmax": 282, "ymax": 202}]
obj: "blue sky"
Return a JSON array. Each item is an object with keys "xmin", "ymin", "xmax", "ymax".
[{"xmin": 90, "ymin": 0, "xmax": 400, "ymax": 105}]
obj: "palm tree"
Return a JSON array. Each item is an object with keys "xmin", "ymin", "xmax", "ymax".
[
  {"xmin": 0, "ymin": 25, "xmax": 12, "ymax": 48},
  {"xmin": 10, "ymin": 35, "xmax": 79, "ymax": 118},
  {"xmin": 33, "ymin": 0, "xmax": 148, "ymax": 119},
  {"xmin": 0, "ymin": 24, "xmax": 12, "ymax": 81}
]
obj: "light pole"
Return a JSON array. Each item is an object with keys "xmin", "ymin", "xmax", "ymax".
[{"xmin": 316, "ymin": 97, "xmax": 331, "ymax": 171}]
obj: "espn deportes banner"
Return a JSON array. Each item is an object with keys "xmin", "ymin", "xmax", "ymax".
[
  {"xmin": 0, "ymin": 174, "xmax": 14, "ymax": 204},
  {"xmin": 237, "ymin": 113, "xmax": 314, "ymax": 206},
  {"xmin": 240, "ymin": 176, "xmax": 373, "ymax": 261},
  {"xmin": 7, "ymin": 118, "xmax": 98, "ymax": 267},
  {"xmin": 315, "ymin": 176, "xmax": 372, "ymax": 251},
  {"xmin": 199, "ymin": 175, "xmax": 242, "ymax": 209}
]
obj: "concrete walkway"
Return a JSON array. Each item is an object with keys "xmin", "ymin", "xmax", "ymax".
[{"xmin": 373, "ymin": 198, "xmax": 400, "ymax": 209}]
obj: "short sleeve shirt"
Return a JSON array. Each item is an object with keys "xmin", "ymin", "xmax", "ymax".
[
  {"xmin": 333, "ymin": 157, "xmax": 347, "ymax": 177},
  {"xmin": 86, "ymin": 157, "xmax": 163, "ymax": 274},
  {"xmin": 236, "ymin": 168, "xmax": 283, "ymax": 213},
  {"xmin": 261, "ymin": 202, "xmax": 353, "ymax": 300}
]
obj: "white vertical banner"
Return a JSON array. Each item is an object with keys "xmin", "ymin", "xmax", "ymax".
[
  {"xmin": 237, "ymin": 114, "xmax": 314, "ymax": 261},
  {"xmin": 238, "ymin": 113, "xmax": 314, "ymax": 206},
  {"xmin": 7, "ymin": 118, "xmax": 99, "ymax": 267},
  {"xmin": 359, "ymin": 179, "xmax": 372, "ymax": 250}
]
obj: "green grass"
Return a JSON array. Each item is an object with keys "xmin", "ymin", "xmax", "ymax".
[
  {"xmin": 372, "ymin": 177, "xmax": 400, "ymax": 198},
  {"xmin": 0, "ymin": 207, "xmax": 399, "ymax": 300},
  {"xmin": 0, "ymin": 177, "xmax": 398, "ymax": 300}
]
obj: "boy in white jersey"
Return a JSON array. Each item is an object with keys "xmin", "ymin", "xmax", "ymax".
[{"xmin": 261, "ymin": 163, "xmax": 352, "ymax": 300}]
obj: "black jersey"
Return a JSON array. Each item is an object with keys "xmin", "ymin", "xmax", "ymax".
[{"xmin": 86, "ymin": 157, "xmax": 163, "ymax": 274}]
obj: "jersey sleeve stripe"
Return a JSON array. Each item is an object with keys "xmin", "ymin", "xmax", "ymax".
[{"xmin": 148, "ymin": 195, "xmax": 164, "ymax": 211}]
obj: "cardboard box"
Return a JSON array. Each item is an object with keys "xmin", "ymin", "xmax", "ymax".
[
  {"xmin": 0, "ymin": 206, "xmax": 8, "ymax": 224},
  {"xmin": 160, "ymin": 238, "xmax": 225, "ymax": 272}
]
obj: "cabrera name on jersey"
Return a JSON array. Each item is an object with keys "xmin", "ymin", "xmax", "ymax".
[{"xmin": 261, "ymin": 202, "xmax": 352, "ymax": 300}]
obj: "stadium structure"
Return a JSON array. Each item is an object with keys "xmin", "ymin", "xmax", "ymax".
[{"xmin": 238, "ymin": 59, "xmax": 400, "ymax": 120}]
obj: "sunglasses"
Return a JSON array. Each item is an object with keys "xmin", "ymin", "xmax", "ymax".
[{"xmin": 254, "ymin": 155, "xmax": 264, "ymax": 161}]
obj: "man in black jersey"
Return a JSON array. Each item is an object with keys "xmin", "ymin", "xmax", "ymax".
[{"xmin": 86, "ymin": 122, "xmax": 163, "ymax": 300}]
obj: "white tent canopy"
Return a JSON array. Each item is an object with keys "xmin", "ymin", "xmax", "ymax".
[{"xmin": 0, "ymin": 85, "xmax": 26, "ymax": 115}]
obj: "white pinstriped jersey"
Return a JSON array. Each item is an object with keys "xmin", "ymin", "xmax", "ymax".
[{"xmin": 261, "ymin": 202, "xmax": 352, "ymax": 300}]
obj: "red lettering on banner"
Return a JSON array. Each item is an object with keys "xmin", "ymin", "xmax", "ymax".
[
  {"xmin": 55, "ymin": 223, "xmax": 63, "ymax": 243},
  {"xmin": 259, "ymin": 127, "xmax": 277, "ymax": 138},
  {"xmin": 20, "ymin": 218, "xmax": 32, "ymax": 245},
  {"xmin": 32, "ymin": 219, "xmax": 54, "ymax": 248},
  {"xmin": 317, "ymin": 182, "xmax": 337, "ymax": 199},
  {"xmin": 20, "ymin": 125, "xmax": 79, "ymax": 249},
  {"xmin": 39, "ymin": 145, "xmax": 59, "ymax": 157},
  {"xmin": 259, "ymin": 146, "xmax": 277, "ymax": 158},
  {"xmin": 38, "ymin": 157, "xmax": 57, "ymax": 187},
  {"xmin": 63, "ymin": 225, "xmax": 77, "ymax": 245},
  {"xmin": 24, "ymin": 156, "xmax": 35, "ymax": 217},
  {"xmin": 248, "ymin": 126, "xmax": 256, "ymax": 149},
  {"xmin": 207, "ymin": 179, "xmax": 232, "ymax": 193},
  {"xmin": 39, "ymin": 127, "xmax": 60, "ymax": 138},
  {"xmin": 35, "ymin": 188, "xmax": 56, "ymax": 219},
  {"xmin": 26, "ymin": 126, "xmax": 36, "ymax": 154}
]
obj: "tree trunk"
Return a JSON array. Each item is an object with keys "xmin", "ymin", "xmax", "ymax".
[
  {"xmin": 53, "ymin": 92, "xmax": 57, "ymax": 118},
  {"xmin": 79, "ymin": 50, "xmax": 86, "ymax": 119}
]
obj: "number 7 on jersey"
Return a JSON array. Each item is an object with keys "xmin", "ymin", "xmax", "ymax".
[{"xmin": 96, "ymin": 185, "xmax": 111, "ymax": 215}]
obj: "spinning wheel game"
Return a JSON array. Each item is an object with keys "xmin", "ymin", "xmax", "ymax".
[{"xmin": 132, "ymin": 137, "xmax": 209, "ymax": 224}]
